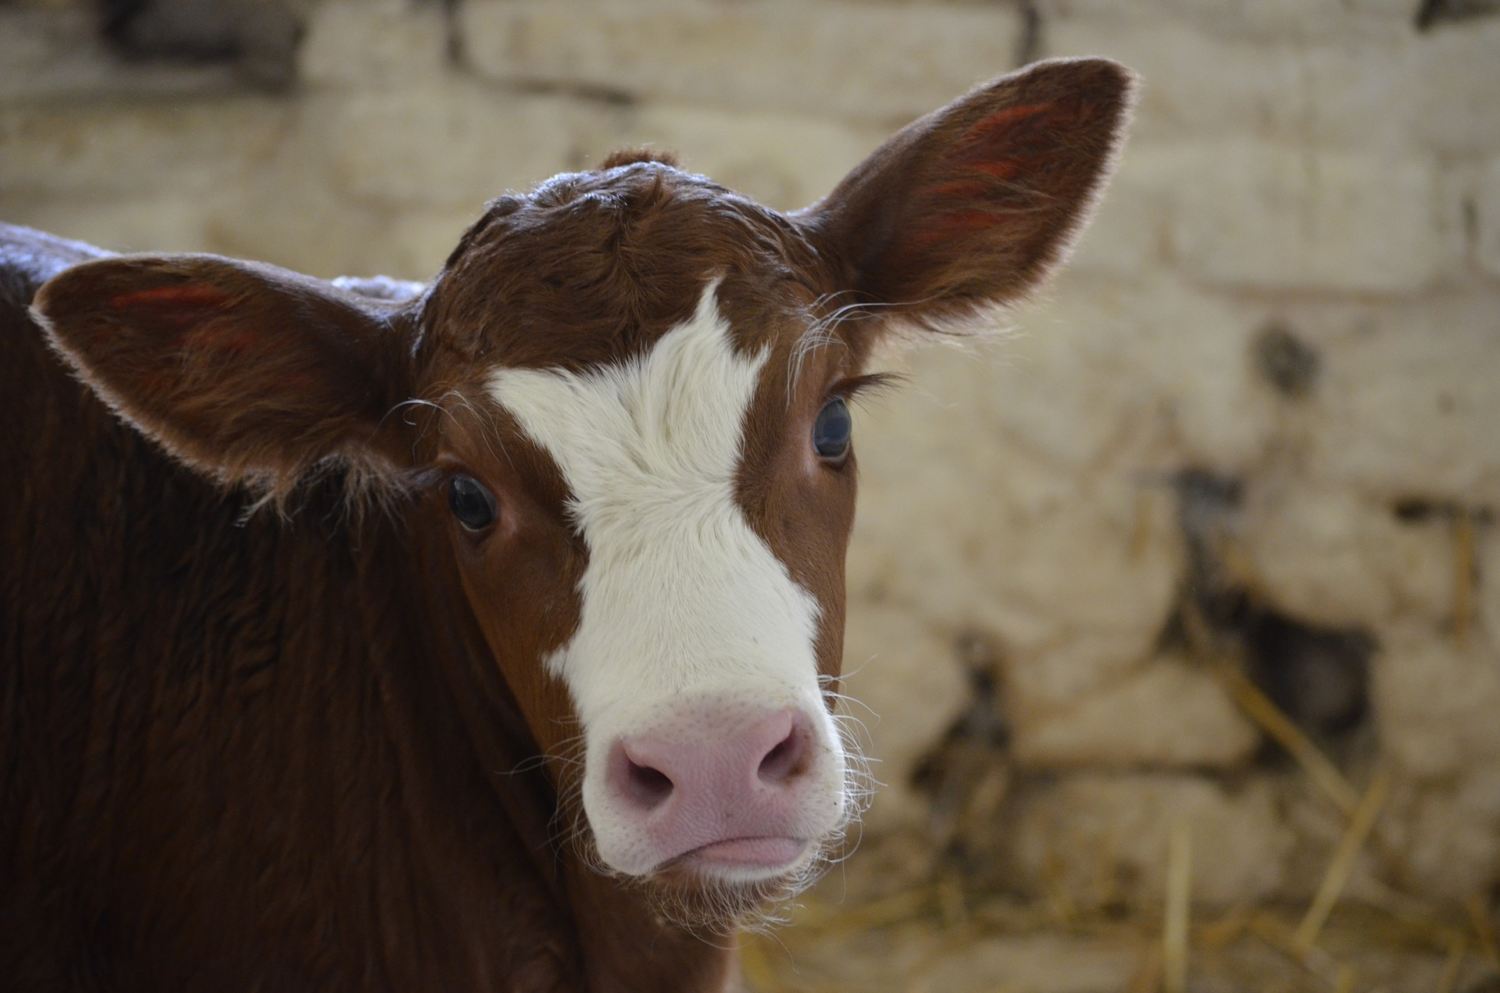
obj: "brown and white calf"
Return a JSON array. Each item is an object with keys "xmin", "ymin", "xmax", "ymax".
[{"xmin": 0, "ymin": 59, "xmax": 1133, "ymax": 992}]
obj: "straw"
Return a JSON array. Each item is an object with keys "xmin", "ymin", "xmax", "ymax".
[
  {"xmin": 1295, "ymin": 771, "xmax": 1391, "ymax": 952},
  {"xmin": 1177, "ymin": 597, "xmax": 1360, "ymax": 816},
  {"xmin": 1248, "ymin": 913, "xmax": 1351, "ymax": 988},
  {"xmin": 1164, "ymin": 817, "xmax": 1193, "ymax": 993},
  {"xmin": 1467, "ymin": 893, "xmax": 1500, "ymax": 970},
  {"xmin": 1215, "ymin": 662, "xmax": 1361, "ymax": 815},
  {"xmin": 1452, "ymin": 511, "xmax": 1475, "ymax": 645},
  {"xmin": 1126, "ymin": 943, "xmax": 1163, "ymax": 993},
  {"xmin": 1436, "ymin": 936, "xmax": 1466, "ymax": 993}
]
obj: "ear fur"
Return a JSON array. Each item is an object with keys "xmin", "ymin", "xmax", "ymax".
[
  {"xmin": 797, "ymin": 57, "xmax": 1137, "ymax": 328},
  {"xmin": 32, "ymin": 253, "xmax": 418, "ymax": 502}
]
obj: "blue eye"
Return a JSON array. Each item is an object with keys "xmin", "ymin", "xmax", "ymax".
[
  {"xmin": 812, "ymin": 396, "xmax": 852, "ymax": 462},
  {"xmin": 449, "ymin": 474, "xmax": 498, "ymax": 531}
]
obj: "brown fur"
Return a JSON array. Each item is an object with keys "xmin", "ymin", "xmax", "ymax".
[
  {"xmin": 1, "ymin": 58, "xmax": 1133, "ymax": 992},
  {"xmin": 799, "ymin": 57, "xmax": 1134, "ymax": 329}
]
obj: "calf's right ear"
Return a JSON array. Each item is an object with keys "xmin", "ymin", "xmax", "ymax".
[
  {"xmin": 796, "ymin": 57, "xmax": 1136, "ymax": 330},
  {"xmin": 32, "ymin": 253, "xmax": 418, "ymax": 496}
]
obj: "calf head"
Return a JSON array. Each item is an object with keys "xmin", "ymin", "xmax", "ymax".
[{"xmin": 34, "ymin": 59, "xmax": 1133, "ymax": 924}]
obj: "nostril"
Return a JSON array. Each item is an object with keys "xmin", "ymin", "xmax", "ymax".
[
  {"xmin": 757, "ymin": 719, "xmax": 809, "ymax": 786},
  {"xmin": 624, "ymin": 758, "xmax": 674, "ymax": 810},
  {"xmin": 609, "ymin": 737, "xmax": 679, "ymax": 815}
]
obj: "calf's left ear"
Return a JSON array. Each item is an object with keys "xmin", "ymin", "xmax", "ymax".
[
  {"xmin": 33, "ymin": 253, "xmax": 417, "ymax": 496},
  {"xmin": 796, "ymin": 57, "xmax": 1136, "ymax": 328}
]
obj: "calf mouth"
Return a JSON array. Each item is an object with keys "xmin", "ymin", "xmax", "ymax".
[
  {"xmin": 638, "ymin": 838, "xmax": 830, "ymax": 934},
  {"xmin": 660, "ymin": 835, "xmax": 813, "ymax": 881}
]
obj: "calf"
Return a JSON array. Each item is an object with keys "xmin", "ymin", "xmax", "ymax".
[{"xmin": 0, "ymin": 58, "xmax": 1133, "ymax": 992}]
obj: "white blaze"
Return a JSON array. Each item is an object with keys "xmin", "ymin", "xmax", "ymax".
[{"xmin": 487, "ymin": 281, "xmax": 845, "ymax": 875}]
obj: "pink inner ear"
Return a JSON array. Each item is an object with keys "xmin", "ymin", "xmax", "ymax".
[
  {"xmin": 185, "ymin": 322, "xmax": 266, "ymax": 356},
  {"xmin": 900, "ymin": 100, "xmax": 1063, "ymax": 253},
  {"xmin": 967, "ymin": 160, "xmax": 1025, "ymax": 180},
  {"xmin": 959, "ymin": 102, "xmax": 1051, "ymax": 145},
  {"xmin": 925, "ymin": 210, "xmax": 1007, "ymax": 235},
  {"xmin": 923, "ymin": 178, "xmax": 995, "ymax": 201},
  {"xmin": 104, "ymin": 284, "xmax": 236, "ymax": 337},
  {"xmin": 109, "ymin": 285, "xmax": 231, "ymax": 311},
  {"xmin": 903, "ymin": 209, "xmax": 1009, "ymax": 255},
  {"xmin": 935, "ymin": 103, "xmax": 1055, "ymax": 186}
]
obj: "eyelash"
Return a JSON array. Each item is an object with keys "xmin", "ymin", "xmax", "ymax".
[{"xmin": 827, "ymin": 371, "xmax": 904, "ymax": 404}]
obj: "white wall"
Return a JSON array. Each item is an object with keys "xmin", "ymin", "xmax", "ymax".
[{"xmin": 3, "ymin": 0, "xmax": 1498, "ymax": 912}]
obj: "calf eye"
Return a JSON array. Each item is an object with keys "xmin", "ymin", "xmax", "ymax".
[
  {"xmin": 812, "ymin": 396, "xmax": 852, "ymax": 462},
  {"xmin": 448, "ymin": 475, "xmax": 497, "ymax": 531}
]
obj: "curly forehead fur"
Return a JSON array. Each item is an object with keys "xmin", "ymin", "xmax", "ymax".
[{"xmin": 420, "ymin": 155, "xmax": 831, "ymax": 375}]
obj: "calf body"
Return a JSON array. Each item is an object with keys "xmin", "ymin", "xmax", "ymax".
[
  {"xmin": 0, "ymin": 228, "xmax": 685, "ymax": 990},
  {"xmin": 0, "ymin": 59, "xmax": 1133, "ymax": 992}
]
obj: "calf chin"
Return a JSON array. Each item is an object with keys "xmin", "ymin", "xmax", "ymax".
[{"xmin": 603, "ymin": 829, "xmax": 834, "ymax": 937}]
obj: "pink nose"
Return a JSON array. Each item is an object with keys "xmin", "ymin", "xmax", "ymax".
[{"xmin": 605, "ymin": 707, "xmax": 816, "ymax": 867}]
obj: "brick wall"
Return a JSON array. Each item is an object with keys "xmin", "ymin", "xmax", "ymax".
[{"xmin": 3, "ymin": 0, "xmax": 1497, "ymax": 918}]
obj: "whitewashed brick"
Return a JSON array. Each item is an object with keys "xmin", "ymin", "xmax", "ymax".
[
  {"xmin": 198, "ymin": 183, "xmax": 402, "ymax": 278},
  {"xmin": 841, "ymin": 602, "xmax": 969, "ymax": 832},
  {"xmin": 290, "ymin": 83, "xmax": 621, "ymax": 208},
  {"xmin": 1045, "ymin": 13, "xmax": 1498, "ymax": 156},
  {"xmin": 849, "ymin": 356, "xmax": 1183, "ymax": 662},
  {"xmin": 1396, "ymin": 772, "xmax": 1500, "ymax": 901},
  {"xmin": 1306, "ymin": 292, "xmax": 1500, "ymax": 503},
  {"xmin": 1482, "ymin": 528, "xmax": 1500, "ymax": 650},
  {"xmin": 1008, "ymin": 774, "xmax": 1295, "ymax": 905},
  {"xmin": 1001, "ymin": 634, "xmax": 1158, "ymax": 717},
  {"xmin": 293, "ymin": 84, "xmax": 888, "ymax": 220},
  {"xmin": 201, "ymin": 186, "xmax": 476, "ymax": 280},
  {"xmin": 1065, "ymin": 140, "xmax": 1183, "ymax": 276},
  {"xmin": 916, "ymin": 935, "xmax": 1141, "ymax": 993},
  {"xmin": 1014, "ymin": 272, "xmax": 1277, "ymax": 473},
  {"xmin": 623, "ymin": 104, "xmax": 887, "ymax": 212},
  {"xmin": 1479, "ymin": 156, "xmax": 1500, "ymax": 278},
  {"xmin": 1297, "ymin": 41, "xmax": 1424, "ymax": 151},
  {"xmin": 1170, "ymin": 141, "xmax": 1456, "ymax": 293},
  {"xmin": 0, "ymin": 194, "xmax": 212, "ymax": 257},
  {"xmin": 298, "ymin": 0, "xmax": 448, "ymax": 86},
  {"xmin": 1011, "ymin": 653, "xmax": 1259, "ymax": 769},
  {"xmin": 0, "ymin": 9, "xmax": 109, "ymax": 99},
  {"xmin": 1047, "ymin": 19, "xmax": 1294, "ymax": 141},
  {"xmin": 1242, "ymin": 483, "xmax": 1458, "ymax": 629},
  {"xmin": 0, "ymin": 7, "xmax": 239, "ymax": 100},
  {"xmin": 1038, "ymin": 0, "xmax": 1412, "ymax": 43},
  {"xmin": 1375, "ymin": 623, "xmax": 1500, "ymax": 779},
  {"xmin": 1410, "ymin": 19, "xmax": 1500, "ymax": 156},
  {"xmin": 462, "ymin": 0, "xmax": 1022, "ymax": 123},
  {"xmin": 0, "ymin": 97, "xmax": 287, "ymax": 198}
]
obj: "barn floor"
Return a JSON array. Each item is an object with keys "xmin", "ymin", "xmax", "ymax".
[{"xmin": 738, "ymin": 833, "xmax": 1500, "ymax": 993}]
